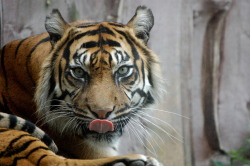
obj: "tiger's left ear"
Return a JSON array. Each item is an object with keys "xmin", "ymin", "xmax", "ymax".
[
  {"xmin": 45, "ymin": 9, "xmax": 70, "ymax": 46},
  {"xmin": 127, "ymin": 6, "xmax": 154, "ymax": 44}
]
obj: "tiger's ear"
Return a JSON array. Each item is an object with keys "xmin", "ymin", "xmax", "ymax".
[
  {"xmin": 127, "ymin": 6, "xmax": 154, "ymax": 44},
  {"xmin": 45, "ymin": 9, "xmax": 70, "ymax": 46}
]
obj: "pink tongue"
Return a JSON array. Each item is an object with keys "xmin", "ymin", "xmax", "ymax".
[{"xmin": 89, "ymin": 119, "xmax": 114, "ymax": 133}]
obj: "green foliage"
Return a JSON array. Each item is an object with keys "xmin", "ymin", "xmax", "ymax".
[
  {"xmin": 213, "ymin": 160, "xmax": 225, "ymax": 166},
  {"xmin": 213, "ymin": 139, "xmax": 250, "ymax": 166}
]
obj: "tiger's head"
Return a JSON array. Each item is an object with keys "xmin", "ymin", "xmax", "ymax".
[{"xmin": 35, "ymin": 6, "xmax": 162, "ymax": 144}]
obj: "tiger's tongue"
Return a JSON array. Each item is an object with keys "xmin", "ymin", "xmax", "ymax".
[{"xmin": 89, "ymin": 119, "xmax": 114, "ymax": 133}]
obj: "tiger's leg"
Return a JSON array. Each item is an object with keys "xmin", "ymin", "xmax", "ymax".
[
  {"xmin": 0, "ymin": 128, "xmax": 162, "ymax": 166},
  {"xmin": 0, "ymin": 128, "xmax": 61, "ymax": 166}
]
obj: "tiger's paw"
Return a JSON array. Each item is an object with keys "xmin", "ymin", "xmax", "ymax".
[{"xmin": 112, "ymin": 155, "xmax": 162, "ymax": 166}]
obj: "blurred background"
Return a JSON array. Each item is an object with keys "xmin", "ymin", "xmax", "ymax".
[{"xmin": 1, "ymin": 0, "xmax": 250, "ymax": 165}]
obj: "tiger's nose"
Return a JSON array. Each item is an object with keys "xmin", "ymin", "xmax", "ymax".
[{"xmin": 91, "ymin": 108, "xmax": 113, "ymax": 119}]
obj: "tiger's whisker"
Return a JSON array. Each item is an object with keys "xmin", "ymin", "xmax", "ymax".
[
  {"xmin": 130, "ymin": 117, "xmax": 164, "ymax": 151},
  {"xmin": 137, "ymin": 110, "xmax": 183, "ymax": 139},
  {"xmin": 126, "ymin": 121, "xmax": 156, "ymax": 156},
  {"xmin": 140, "ymin": 107, "xmax": 190, "ymax": 119},
  {"xmin": 131, "ymin": 112, "xmax": 183, "ymax": 144},
  {"xmin": 130, "ymin": 117, "xmax": 161, "ymax": 154}
]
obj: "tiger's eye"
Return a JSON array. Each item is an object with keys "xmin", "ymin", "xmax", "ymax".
[
  {"xmin": 73, "ymin": 68, "xmax": 85, "ymax": 78},
  {"xmin": 118, "ymin": 66, "xmax": 129, "ymax": 75}
]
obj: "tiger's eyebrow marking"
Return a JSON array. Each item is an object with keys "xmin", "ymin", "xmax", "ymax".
[
  {"xmin": 77, "ymin": 24, "xmax": 96, "ymax": 28},
  {"xmin": 82, "ymin": 42, "xmax": 98, "ymax": 48},
  {"xmin": 108, "ymin": 22, "xmax": 125, "ymax": 27},
  {"xmin": 81, "ymin": 39, "xmax": 121, "ymax": 49}
]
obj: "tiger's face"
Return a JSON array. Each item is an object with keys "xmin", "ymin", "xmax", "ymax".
[{"xmin": 36, "ymin": 7, "xmax": 162, "ymax": 143}]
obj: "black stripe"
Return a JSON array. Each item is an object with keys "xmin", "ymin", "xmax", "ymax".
[
  {"xmin": 21, "ymin": 120, "xmax": 36, "ymax": 134},
  {"xmin": 148, "ymin": 67, "xmax": 153, "ymax": 87},
  {"xmin": 105, "ymin": 39, "xmax": 121, "ymax": 47},
  {"xmin": 65, "ymin": 73, "xmax": 77, "ymax": 87},
  {"xmin": 0, "ymin": 128, "xmax": 8, "ymax": 132},
  {"xmin": 41, "ymin": 134, "xmax": 53, "ymax": 147},
  {"xmin": 48, "ymin": 68, "xmax": 56, "ymax": 97},
  {"xmin": 114, "ymin": 50, "xmax": 119, "ymax": 63},
  {"xmin": 74, "ymin": 107, "xmax": 88, "ymax": 114},
  {"xmin": 12, "ymin": 156, "xmax": 27, "ymax": 165},
  {"xmin": 131, "ymin": 88, "xmax": 147, "ymax": 99},
  {"xmin": 123, "ymin": 90, "xmax": 131, "ymax": 100},
  {"xmin": 63, "ymin": 40, "xmax": 74, "ymax": 61},
  {"xmin": 90, "ymin": 50, "xmax": 100, "ymax": 68},
  {"xmin": 58, "ymin": 61, "xmax": 63, "ymax": 90},
  {"xmin": 145, "ymin": 92, "xmax": 154, "ymax": 106},
  {"xmin": 81, "ymin": 39, "xmax": 121, "ymax": 49},
  {"xmin": 37, "ymin": 154, "xmax": 48, "ymax": 166},
  {"xmin": 108, "ymin": 23, "xmax": 125, "ymax": 27},
  {"xmin": 115, "ymin": 29, "xmax": 140, "ymax": 60},
  {"xmin": 109, "ymin": 52, "xmax": 113, "ymax": 67},
  {"xmin": 142, "ymin": 53, "xmax": 155, "ymax": 88},
  {"xmin": 122, "ymin": 85, "xmax": 132, "ymax": 93},
  {"xmin": 0, "ymin": 46, "xmax": 8, "ymax": 87},
  {"xmin": 0, "ymin": 95, "xmax": 12, "ymax": 114},
  {"xmin": 126, "ymin": 72, "xmax": 138, "ymax": 86},
  {"xmin": 7, "ymin": 134, "xmax": 30, "ymax": 149},
  {"xmin": 12, "ymin": 146, "xmax": 49, "ymax": 166},
  {"xmin": 26, "ymin": 37, "xmax": 50, "ymax": 86},
  {"xmin": 82, "ymin": 41, "xmax": 98, "ymax": 48},
  {"xmin": 141, "ymin": 60, "xmax": 145, "ymax": 89},
  {"xmin": 46, "ymin": 52, "xmax": 60, "ymax": 98},
  {"xmin": 0, "ymin": 134, "xmax": 34, "ymax": 157},
  {"xmin": 14, "ymin": 38, "xmax": 28, "ymax": 58},
  {"xmin": 120, "ymin": 73, "xmax": 134, "ymax": 83},
  {"xmin": 50, "ymin": 99, "xmax": 60, "ymax": 112},
  {"xmin": 74, "ymin": 112, "xmax": 92, "ymax": 120},
  {"xmin": 0, "ymin": 113, "xmax": 4, "ymax": 120},
  {"xmin": 82, "ymin": 52, "xmax": 88, "ymax": 64},
  {"xmin": 77, "ymin": 24, "xmax": 96, "ymax": 28},
  {"xmin": 115, "ymin": 104, "xmax": 129, "ymax": 114},
  {"xmin": 8, "ymin": 114, "xmax": 17, "ymax": 129},
  {"xmin": 123, "ymin": 51, "xmax": 130, "ymax": 61},
  {"xmin": 6, "ymin": 140, "xmax": 37, "ymax": 157},
  {"xmin": 99, "ymin": 25, "xmax": 115, "ymax": 36},
  {"xmin": 26, "ymin": 146, "xmax": 49, "ymax": 158}
]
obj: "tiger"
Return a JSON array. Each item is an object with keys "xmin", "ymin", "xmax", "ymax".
[{"xmin": 0, "ymin": 5, "xmax": 163, "ymax": 166}]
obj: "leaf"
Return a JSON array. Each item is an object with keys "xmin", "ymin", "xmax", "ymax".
[{"xmin": 212, "ymin": 160, "xmax": 225, "ymax": 166}]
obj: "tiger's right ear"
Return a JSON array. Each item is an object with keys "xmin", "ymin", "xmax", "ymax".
[
  {"xmin": 45, "ymin": 9, "xmax": 70, "ymax": 46},
  {"xmin": 127, "ymin": 6, "xmax": 154, "ymax": 45}
]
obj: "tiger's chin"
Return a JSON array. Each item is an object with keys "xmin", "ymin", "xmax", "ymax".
[
  {"xmin": 58, "ymin": 132, "xmax": 121, "ymax": 159},
  {"xmin": 56, "ymin": 123, "xmax": 125, "ymax": 159}
]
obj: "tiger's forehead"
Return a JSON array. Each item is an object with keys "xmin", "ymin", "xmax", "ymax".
[
  {"xmin": 72, "ymin": 48, "xmax": 132, "ymax": 71},
  {"xmin": 68, "ymin": 22, "xmax": 135, "ymax": 70}
]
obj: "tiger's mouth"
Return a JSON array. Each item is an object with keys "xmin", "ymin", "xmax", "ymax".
[
  {"xmin": 89, "ymin": 119, "xmax": 114, "ymax": 133},
  {"xmin": 76, "ymin": 115, "xmax": 131, "ymax": 141}
]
